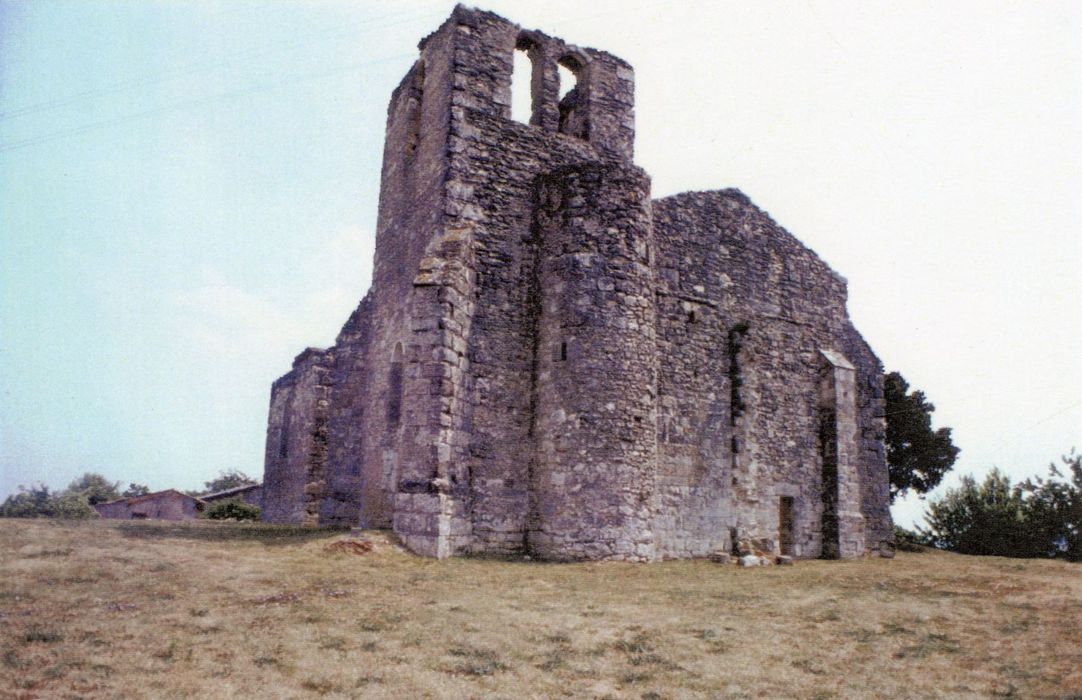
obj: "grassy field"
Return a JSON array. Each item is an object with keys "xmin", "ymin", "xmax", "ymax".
[{"xmin": 1, "ymin": 519, "xmax": 1079, "ymax": 699}]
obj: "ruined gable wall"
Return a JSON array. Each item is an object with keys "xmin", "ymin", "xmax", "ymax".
[
  {"xmin": 317, "ymin": 294, "xmax": 372, "ymax": 526},
  {"xmin": 261, "ymin": 348, "xmax": 333, "ymax": 524},
  {"xmin": 653, "ymin": 190, "xmax": 890, "ymax": 558},
  {"xmin": 323, "ymin": 19, "xmax": 458, "ymax": 536}
]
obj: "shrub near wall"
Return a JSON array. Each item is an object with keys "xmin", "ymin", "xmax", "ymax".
[{"xmin": 204, "ymin": 501, "xmax": 260, "ymax": 521}]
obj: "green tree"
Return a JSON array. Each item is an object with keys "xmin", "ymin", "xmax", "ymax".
[
  {"xmin": 52, "ymin": 491, "xmax": 98, "ymax": 519},
  {"xmin": 0, "ymin": 483, "xmax": 97, "ymax": 519},
  {"xmin": 1020, "ymin": 451, "xmax": 1081, "ymax": 561},
  {"xmin": 122, "ymin": 483, "xmax": 151, "ymax": 498},
  {"xmin": 0, "ymin": 483, "xmax": 56, "ymax": 518},
  {"xmin": 66, "ymin": 472, "xmax": 121, "ymax": 505},
  {"xmin": 202, "ymin": 469, "xmax": 257, "ymax": 495},
  {"xmin": 918, "ymin": 469, "xmax": 1039, "ymax": 557},
  {"xmin": 884, "ymin": 371, "xmax": 960, "ymax": 503}
]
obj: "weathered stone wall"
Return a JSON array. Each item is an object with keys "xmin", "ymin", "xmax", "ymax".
[
  {"xmin": 530, "ymin": 163, "xmax": 657, "ymax": 560},
  {"xmin": 259, "ymin": 5, "xmax": 892, "ymax": 560},
  {"xmin": 261, "ymin": 348, "xmax": 332, "ymax": 525},
  {"xmin": 127, "ymin": 491, "xmax": 203, "ymax": 521},
  {"xmin": 318, "ymin": 297, "xmax": 369, "ymax": 528},
  {"xmin": 426, "ymin": 7, "xmax": 638, "ymax": 555},
  {"xmin": 652, "ymin": 190, "xmax": 890, "ymax": 558},
  {"xmin": 96, "ymin": 491, "xmax": 203, "ymax": 521}
]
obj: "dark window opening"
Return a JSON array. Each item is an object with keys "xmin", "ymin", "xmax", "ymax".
[
  {"xmin": 278, "ymin": 430, "xmax": 288, "ymax": 459},
  {"xmin": 779, "ymin": 496, "xmax": 795, "ymax": 556},
  {"xmin": 728, "ymin": 322, "xmax": 749, "ymax": 425},
  {"xmin": 688, "ymin": 310, "xmax": 697, "ymax": 323},
  {"xmin": 559, "ymin": 341, "xmax": 568, "ymax": 361}
]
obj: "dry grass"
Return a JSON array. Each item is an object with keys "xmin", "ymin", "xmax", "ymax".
[{"xmin": 1, "ymin": 519, "xmax": 1079, "ymax": 699}]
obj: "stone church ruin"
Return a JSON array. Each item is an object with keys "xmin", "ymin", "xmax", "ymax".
[{"xmin": 260, "ymin": 6, "xmax": 893, "ymax": 561}]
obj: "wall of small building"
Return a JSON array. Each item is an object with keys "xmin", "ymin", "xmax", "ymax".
[
  {"xmin": 129, "ymin": 493, "xmax": 202, "ymax": 521},
  {"xmin": 94, "ymin": 501, "xmax": 132, "ymax": 520}
]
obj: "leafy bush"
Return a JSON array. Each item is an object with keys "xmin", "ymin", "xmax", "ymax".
[
  {"xmin": 892, "ymin": 525, "xmax": 928, "ymax": 552},
  {"xmin": 122, "ymin": 483, "xmax": 150, "ymax": 498},
  {"xmin": 0, "ymin": 484, "xmax": 97, "ymax": 519},
  {"xmin": 202, "ymin": 469, "xmax": 257, "ymax": 495},
  {"xmin": 66, "ymin": 473, "xmax": 120, "ymax": 505},
  {"xmin": 920, "ymin": 469, "xmax": 1031, "ymax": 557},
  {"xmin": 919, "ymin": 452, "xmax": 1081, "ymax": 560},
  {"xmin": 1019, "ymin": 450, "xmax": 1081, "ymax": 561},
  {"xmin": 52, "ymin": 491, "xmax": 99, "ymax": 519},
  {"xmin": 204, "ymin": 500, "xmax": 260, "ymax": 521},
  {"xmin": 0, "ymin": 484, "xmax": 56, "ymax": 518}
]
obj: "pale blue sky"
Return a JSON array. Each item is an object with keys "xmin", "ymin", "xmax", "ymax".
[{"xmin": 2, "ymin": 1, "xmax": 1079, "ymax": 529}]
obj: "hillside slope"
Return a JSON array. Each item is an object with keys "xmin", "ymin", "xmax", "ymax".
[{"xmin": 1, "ymin": 519, "xmax": 1079, "ymax": 698}]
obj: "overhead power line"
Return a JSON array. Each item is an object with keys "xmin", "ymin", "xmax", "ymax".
[
  {"xmin": 0, "ymin": 1, "xmax": 669, "ymax": 154},
  {"xmin": 0, "ymin": 51, "xmax": 415, "ymax": 154},
  {"xmin": 0, "ymin": 8, "xmax": 442, "ymax": 122}
]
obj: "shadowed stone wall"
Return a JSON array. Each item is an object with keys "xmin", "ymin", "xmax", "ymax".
[
  {"xmin": 262, "ymin": 348, "xmax": 331, "ymax": 525},
  {"xmin": 260, "ymin": 5, "xmax": 892, "ymax": 560}
]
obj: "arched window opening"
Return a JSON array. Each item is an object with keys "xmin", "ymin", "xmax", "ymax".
[
  {"xmin": 387, "ymin": 343, "xmax": 404, "ymax": 430},
  {"xmin": 558, "ymin": 54, "xmax": 587, "ymax": 139},
  {"xmin": 557, "ymin": 61, "xmax": 577, "ymax": 100},
  {"xmin": 511, "ymin": 41, "xmax": 537, "ymax": 125}
]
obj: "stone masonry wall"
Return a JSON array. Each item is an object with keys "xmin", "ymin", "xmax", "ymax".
[
  {"xmin": 435, "ymin": 7, "xmax": 639, "ymax": 555},
  {"xmin": 260, "ymin": 5, "xmax": 892, "ymax": 560},
  {"xmin": 261, "ymin": 348, "xmax": 332, "ymax": 525},
  {"xmin": 530, "ymin": 163, "xmax": 657, "ymax": 560},
  {"xmin": 652, "ymin": 190, "xmax": 890, "ymax": 558}
]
